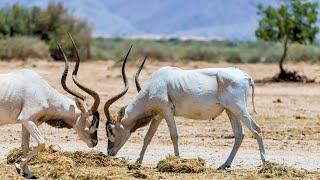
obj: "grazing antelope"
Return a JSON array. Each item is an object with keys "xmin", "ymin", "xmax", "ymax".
[
  {"xmin": 105, "ymin": 58, "xmax": 266, "ymax": 170},
  {"xmin": 0, "ymin": 34, "xmax": 100, "ymax": 178}
]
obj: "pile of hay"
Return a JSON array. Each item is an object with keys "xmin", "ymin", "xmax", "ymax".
[
  {"xmin": 4, "ymin": 148, "xmax": 318, "ymax": 179},
  {"xmin": 6, "ymin": 146, "xmax": 127, "ymax": 179},
  {"xmin": 258, "ymin": 161, "xmax": 306, "ymax": 178},
  {"xmin": 156, "ymin": 156, "xmax": 205, "ymax": 173}
]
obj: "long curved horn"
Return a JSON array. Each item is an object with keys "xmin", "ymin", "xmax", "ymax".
[
  {"xmin": 104, "ymin": 45, "xmax": 132, "ymax": 122},
  {"xmin": 57, "ymin": 43, "xmax": 85, "ymax": 101},
  {"xmin": 135, "ymin": 56, "xmax": 147, "ymax": 92},
  {"xmin": 67, "ymin": 33, "xmax": 101, "ymax": 112}
]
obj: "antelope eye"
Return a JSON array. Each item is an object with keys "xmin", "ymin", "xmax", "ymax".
[{"xmin": 107, "ymin": 125, "xmax": 113, "ymax": 135}]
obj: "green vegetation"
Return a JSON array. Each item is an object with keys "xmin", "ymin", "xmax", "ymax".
[
  {"xmin": 91, "ymin": 38, "xmax": 320, "ymax": 63},
  {"xmin": 256, "ymin": 0, "xmax": 319, "ymax": 81},
  {"xmin": 0, "ymin": 3, "xmax": 92, "ymax": 59},
  {"xmin": 0, "ymin": 2, "xmax": 318, "ymax": 65}
]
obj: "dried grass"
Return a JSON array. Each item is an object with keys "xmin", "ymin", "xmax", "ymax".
[
  {"xmin": 156, "ymin": 156, "xmax": 205, "ymax": 173},
  {"xmin": 258, "ymin": 161, "xmax": 306, "ymax": 178},
  {"xmin": 2, "ymin": 148, "xmax": 319, "ymax": 179},
  {"xmin": 6, "ymin": 146, "xmax": 126, "ymax": 179}
]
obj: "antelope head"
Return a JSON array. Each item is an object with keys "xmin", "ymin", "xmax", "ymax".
[
  {"xmin": 105, "ymin": 49, "xmax": 151, "ymax": 156},
  {"xmin": 58, "ymin": 33, "xmax": 100, "ymax": 148}
]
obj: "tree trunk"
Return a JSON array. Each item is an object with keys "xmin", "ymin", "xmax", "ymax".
[
  {"xmin": 279, "ymin": 36, "xmax": 288, "ymax": 72},
  {"xmin": 271, "ymin": 35, "xmax": 313, "ymax": 83}
]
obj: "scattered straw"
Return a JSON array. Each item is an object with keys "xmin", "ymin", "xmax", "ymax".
[
  {"xmin": 156, "ymin": 156, "xmax": 205, "ymax": 173},
  {"xmin": 3, "ymin": 148, "xmax": 318, "ymax": 179},
  {"xmin": 127, "ymin": 163, "xmax": 148, "ymax": 179},
  {"xmin": 258, "ymin": 161, "xmax": 306, "ymax": 178},
  {"xmin": 6, "ymin": 146, "xmax": 125, "ymax": 179}
]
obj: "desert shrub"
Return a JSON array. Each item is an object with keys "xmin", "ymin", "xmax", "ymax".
[
  {"xmin": 225, "ymin": 51, "xmax": 243, "ymax": 63},
  {"xmin": 138, "ymin": 48, "xmax": 168, "ymax": 61},
  {"xmin": 0, "ymin": 36, "xmax": 49, "ymax": 60},
  {"xmin": 91, "ymin": 38, "xmax": 320, "ymax": 63},
  {"xmin": 182, "ymin": 47, "xmax": 219, "ymax": 62}
]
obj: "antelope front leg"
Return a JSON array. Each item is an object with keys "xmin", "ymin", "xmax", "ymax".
[
  {"xmin": 136, "ymin": 116, "xmax": 162, "ymax": 164},
  {"xmin": 17, "ymin": 126, "xmax": 32, "ymax": 176},
  {"xmin": 16, "ymin": 119, "xmax": 45, "ymax": 179},
  {"xmin": 163, "ymin": 108, "xmax": 180, "ymax": 157}
]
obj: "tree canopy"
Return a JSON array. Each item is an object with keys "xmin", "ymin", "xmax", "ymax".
[
  {"xmin": 256, "ymin": 0, "xmax": 318, "ymax": 44},
  {"xmin": 255, "ymin": 0, "xmax": 319, "ymax": 82}
]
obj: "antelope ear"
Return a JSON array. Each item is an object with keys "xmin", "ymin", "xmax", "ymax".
[{"xmin": 74, "ymin": 98, "xmax": 87, "ymax": 113}]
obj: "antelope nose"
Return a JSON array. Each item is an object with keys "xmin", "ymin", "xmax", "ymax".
[
  {"xmin": 91, "ymin": 139, "xmax": 98, "ymax": 147},
  {"xmin": 108, "ymin": 149, "xmax": 116, "ymax": 156}
]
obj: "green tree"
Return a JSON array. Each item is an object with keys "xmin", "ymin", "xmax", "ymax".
[
  {"xmin": 255, "ymin": 0, "xmax": 319, "ymax": 82},
  {"xmin": 0, "ymin": 9, "xmax": 10, "ymax": 36}
]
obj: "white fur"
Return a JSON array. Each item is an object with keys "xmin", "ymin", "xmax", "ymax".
[
  {"xmin": 0, "ymin": 69, "xmax": 97, "ymax": 178},
  {"xmin": 108, "ymin": 66, "xmax": 266, "ymax": 170}
]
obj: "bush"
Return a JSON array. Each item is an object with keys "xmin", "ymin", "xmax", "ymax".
[
  {"xmin": 0, "ymin": 36, "xmax": 49, "ymax": 60},
  {"xmin": 225, "ymin": 51, "xmax": 243, "ymax": 63},
  {"xmin": 91, "ymin": 38, "xmax": 320, "ymax": 63},
  {"xmin": 0, "ymin": 3, "xmax": 92, "ymax": 60},
  {"xmin": 182, "ymin": 48, "xmax": 219, "ymax": 62}
]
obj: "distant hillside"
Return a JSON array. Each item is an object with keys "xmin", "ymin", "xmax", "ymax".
[{"xmin": 0, "ymin": 0, "xmax": 318, "ymax": 40}]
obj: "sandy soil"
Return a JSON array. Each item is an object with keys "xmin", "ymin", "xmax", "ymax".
[{"xmin": 0, "ymin": 60, "xmax": 319, "ymax": 173}]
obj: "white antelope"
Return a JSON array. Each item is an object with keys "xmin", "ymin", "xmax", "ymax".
[
  {"xmin": 0, "ymin": 34, "xmax": 101, "ymax": 178},
  {"xmin": 105, "ymin": 58, "xmax": 266, "ymax": 170}
]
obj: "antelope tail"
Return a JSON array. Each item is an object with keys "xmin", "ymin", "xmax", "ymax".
[{"xmin": 249, "ymin": 78, "xmax": 256, "ymax": 113}]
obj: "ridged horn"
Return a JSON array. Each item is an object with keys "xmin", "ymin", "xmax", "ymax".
[
  {"xmin": 104, "ymin": 45, "xmax": 132, "ymax": 122},
  {"xmin": 68, "ymin": 33, "xmax": 101, "ymax": 112},
  {"xmin": 57, "ymin": 43, "xmax": 85, "ymax": 101},
  {"xmin": 135, "ymin": 56, "xmax": 147, "ymax": 92}
]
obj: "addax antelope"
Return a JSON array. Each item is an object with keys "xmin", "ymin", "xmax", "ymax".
[
  {"xmin": 0, "ymin": 34, "xmax": 100, "ymax": 178},
  {"xmin": 105, "ymin": 57, "xmax": 266, "ymax": 170}
]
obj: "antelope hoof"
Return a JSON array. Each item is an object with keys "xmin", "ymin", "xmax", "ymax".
[
  {"xmin": 23, "ymin": 173, "xmax": 38, "ymax": 179},
  {"xmin": 15, "ymin": 163, "xmax": 37, "ymax": 179},
  {"xmin": 135, "ymin": 158, "xmax": 143, "ymax": 164},
  {"xmin": 14, "ymin": 163, "xmax": 21, "ymax": 174},
  {"xmin": 218, "ymin": 164, "xmax": 231, "ymax": 171}
]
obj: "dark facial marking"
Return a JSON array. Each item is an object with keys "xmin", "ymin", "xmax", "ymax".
[
  {"xmin": 106, "ymin": 124, "xmax": 114, "ymax": 137},
  {"xmin": 107, "ymin": 140, "xmax": 114, "ymax": 150},
  {"xmin": 91, "ymin": 111, "xmax": 100, "ymax": 128},
  {"xmin": 45, "ymin": 119, "xmax": 72, "ymax": 129},
  {"xmin": 90, "ymin": 111, "xmax": 100, "ymax": 141}
]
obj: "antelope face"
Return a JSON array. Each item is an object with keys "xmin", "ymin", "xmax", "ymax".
[
  {"xmin": 58, "ymin": 33, "xmax": 101, "ymax": 149},
  {"xmin": 106, "ymin": 121, "xmax": 130, "ymax": 156},
  {"xmin": 74, "ymin": 98, "xmax": 100, "ymax": 148}
]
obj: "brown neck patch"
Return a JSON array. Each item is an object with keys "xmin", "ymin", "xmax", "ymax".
[
  {"xmin": 130, "ymin": 116, "xmax": 152, "ymax": 133},
  {"xmin": 45, "ymin": 119, "xmax": 73, "ymax": 129}
]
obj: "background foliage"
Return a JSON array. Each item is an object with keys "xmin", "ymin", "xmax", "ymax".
[
  {"xmin": 0, "ymin": 1, "xmax": 318, "ymax": 64},
  {"xmin": 91, "ymin": 38, "xmax": 320, "ymax": 63},
  {"xmin": 0, "ymin": 2, "xmax": 92, "ymax": 60}
]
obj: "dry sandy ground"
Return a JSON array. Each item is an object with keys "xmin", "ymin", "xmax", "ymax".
[{"xmin": 0, "ymin": 60, "xmax": 319, "ymax": 173}]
